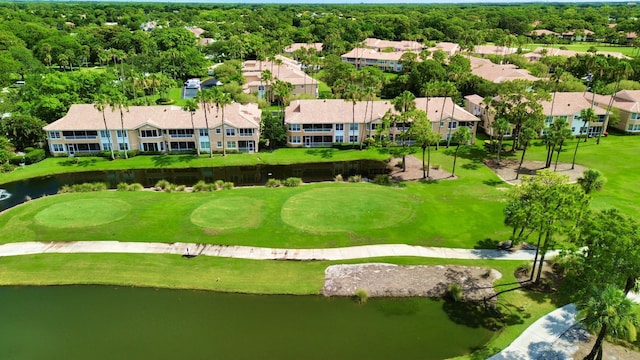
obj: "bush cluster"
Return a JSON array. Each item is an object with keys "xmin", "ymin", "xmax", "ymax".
[
  {"xmin": 192, "ymin": 180, "xmax": 232, "ymax": 192},
  {"xmin": 154, "ymin": 180, "xmax": 186, "ymax": 192},
  {"xmin": 373, "ymin": 174, "xmax": 392, "ymax": 185},
  {"xmin": 116, "ymin": 182, "xmax": 144, "ymax": 191},
  {"xmin": 348, "ymin": 175, "xmax": 362, "ymax": 183},
  {"xmin": 58, "ymin": 182, "xmax": 108, "ymax": 193}
]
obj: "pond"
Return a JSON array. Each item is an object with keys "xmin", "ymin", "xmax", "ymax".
[
  {"xmin": 0, "ymin": 286, "xmax": 495, "ymax": 360},
  {"xmin": 0, "ymin": 160, "xmax": 389, "ymax": 212}
]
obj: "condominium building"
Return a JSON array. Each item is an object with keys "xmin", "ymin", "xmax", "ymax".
[
  {"xmin": 284, "ymin": 98, "xmax": 479, "ymax": 148},
  {"xmin": 44, "ymin": 103, "xmax": 261, "ymax": 156},
  {"xmin": 589, "ymin": 90, "xmax": 640, "ymax": 134}
]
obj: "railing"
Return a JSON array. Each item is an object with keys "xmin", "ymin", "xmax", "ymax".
[
  {"xmin": 169, "ymin": 134, "xmax": 194, "ymax": 138},
  {"xmin": 303, "ymin": 129, "xmax": 332, "ymax": 133},
  {"xmin": 304, "ymin": 142, "xmax": 333, "ymax": 147},
  {"xmin": 65, "ymin": 135, "xmax": 97, "ymax": 140},
  {"xmin": 239, "ymin": 133, "xmax": 255, "ymax": 137}
]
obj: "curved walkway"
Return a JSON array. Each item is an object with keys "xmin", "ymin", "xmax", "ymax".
[
  {"xmin": 0, "ymin": 241, "xmax": 630, "ymax": 359},
  {"xmin": 0, "ymin": 241, "xmax": 556, "ymax": 261}
]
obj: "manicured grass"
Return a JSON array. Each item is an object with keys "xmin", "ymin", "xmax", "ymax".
[
  {"xmin": 167, "ymin": 87, "xmax": 188, "ymax": 106},
  {"xmin": 0, "ymin": 180, "xmax": 511, "ymax": 249},
  {"xmin": 0, "ymin": 148, "xmax": 391, "ymax": 185},
  {"xmin": 190, "ymin": 197, "xmax": 265, "ymax": 230},
  {"xmin": 34, "ymin": 198, "xmax": 130, "ymax": 228},
  {"xmin": 280, "ymin": 186, "xmax": 415, "ymax": 232},
  {"xmin": 527, "ymin": 42, "xmax": 636, "ymax": 56}
]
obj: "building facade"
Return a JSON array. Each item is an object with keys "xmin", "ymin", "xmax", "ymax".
[
  {"xmin": 284, "ymin": 98, "xmax": 479, "ymax": 148},
  {"xmin": 44, "ymin": 103, "xmax": 261, "ymax": 156},
  {"xmin": 589, "ymin": 90, "xmax": 640, "ymax": 134}
]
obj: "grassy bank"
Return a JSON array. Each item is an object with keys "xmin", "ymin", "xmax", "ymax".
[{"xmin": 0, "ymin": 147, "xmax": 391, "ymax": 185}]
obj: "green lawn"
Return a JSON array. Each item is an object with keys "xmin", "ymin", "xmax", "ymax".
[
  {"xmin": 527, "ymin": 42, "xmax": 636, "ymax": 57},
  {"xmin": 0, "ymin": 147, "xmax": 391, "ymax": 185}
]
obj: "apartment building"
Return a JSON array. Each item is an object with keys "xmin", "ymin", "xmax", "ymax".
[
  {"xmin": 243, "ymin": 55, "xmax": 318, "ymax": 98},
  {"xmin": 465, "ymin": 92, "xmax": 608, "ymax": 138},
  {"xmin": 44, "ymin": 103, "xmax": 261, "ymax": 156},
  {"xmin": 589, "ymin": 90, "xmax": 640, "ymax": 134},
  {"xmin": 284, "ymin": 98, "xmax": 479, "ymax": 148}
]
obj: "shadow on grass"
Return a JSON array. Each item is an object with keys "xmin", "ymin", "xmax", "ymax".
[
  {"xmin": 442, "ymin": 300, "xmax": 505, "ymax": 329},
  {"xmin": 474, "ymin": 238, "xmax": 500, "ymax": 249},
  {"xmin": 483, "ymin": 179, "xmax": 505, "ymax": 187},
  {"xmin": 58, "ymin": 159, "xmax": 98, "ymax": 167},
  {"xmin": 151, "ymin": 154, "xmax": 196, "ymax": 167},
  {"xmin": 305, "ymin": 148, "xmax": 335, "ymax": 158}
]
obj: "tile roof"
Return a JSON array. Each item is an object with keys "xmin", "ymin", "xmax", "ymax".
[
  {"xmin": 363, "ymin": 38, "xmax": 423, "ymax": 51},
  {"xmin": 283, "ymin": 43, "xmax": 323, "ymax": 53},
  {"xmin": 242, "ymin": 57, "xmax": 315, "ymax": 87},
  {"xmin": 284, "ymin": 98, "xmax": 478, "ymax": 124},
  {"xmin": 466, "ymin": 92, "xmax": 607, "ymax": 116},
  {"xmin": 44, "ymin": 103, "xmax": 261, "ymax": 131},
  {"xmin": 340, "ymin": 48, "xmax": 410, "ymax": 61},
  {"xmin": 472, "ymin": 45, "xmax": 518, "ymax": 56},
  {"xmin": 589, "ymin": 90, "xmax": 640, "ymax": 113},
  {"xmin": 469, "ymin": 57, "xmax": 539, "ymax": 83}
]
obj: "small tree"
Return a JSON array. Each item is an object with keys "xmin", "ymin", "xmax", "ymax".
[
  {"xmin": 578, "ymin": 169, "xmax": 606, "ymax": 194},
  {"xmin": 450, "ymin": 127, "xmax": 471, "ymax": 177},
  {"xmin": 410, "ymin": 110, "xmax": 440, "ymax": 179},
  {"xmin": 183, "ymin": 99, "xmax": 200, "ymax": 156},
  {"xmin": 492, "ymin": 117, "xmax": 510, "ymax": 164}
]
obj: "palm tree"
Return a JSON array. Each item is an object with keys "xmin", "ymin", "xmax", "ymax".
[
  {"xmin": 344, "ymin": 84, "xmax": 362, "ymax": 146},
  {"xmin": 272, "ymin": 80, "xmax": 293, "ymax": 124},
  {"xmin": 183, "ymin": 99, "xmax": 200, "ymax": 156},
  {"xmin": 573, "ymin": 108, "xmax": 596, "ymax": 169},
  {"xmin": 109, "ymin": 94, "xmax": 129, "ymax": 159},
  {"xmin": 492, "ymin": 117, "xmax": 510, "ymax": 164},
  {"xmin": 600, "ymin": 61, "xmax": 633, "ymax": 144},
  {"xmin": 515, "ymin": 127, "xmax": 537, "ymax": 180},
  {"xmin": 93, "ymin": 95, "xmax": 115, "ymax": 160},
  {"xmin": 450, "ymin": 127, "xmax": 472, "ymax": 177},
  {"xmin": 551, "ymin": 118, "xmax": 573, "ymax": 171},
  {"xmin": 213, "ymin": 90, "xmax": 232, "ymax": 157},
  {"xmin": 260, "ymin": 69, "xmax": 273, "ymax": 102},
  {"xmin": 197, "ymin": 90, "xmax": 214, "ymax": 158},
  {"xmin": 410, "ymin": 110, "xmax": 441, "ymax": 179},
  {"xmin": 392, "ymin": 91, "xmax": 416, "ymax": 172},
  {"xmin": 578, "ymin": 285, "xmax": 639, "ymax": 360},
  {"xmin": 435, "ymin": 82, "xmax": 457, "ymax": 150}
]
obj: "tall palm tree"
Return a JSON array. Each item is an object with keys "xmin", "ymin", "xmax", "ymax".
[
  {"xmin": 213, "ymin": 90, "xmax": 232, "ymax": 157},
  {"xmin": 183, "ymin": 99, "xmax": 200, "ymax": 156},
  {"xmin": 600, "ymin": 61, "xmax": 633, "ymax": 144},
  {"xmin": 344, "ymin": 84, "xmax": 362, "ymax": 146},
  {"xmin": 93, "ymin": 95, "xmax": 115, "ymax": 160},
  {"xmin": 492, "ymin": 117, "xmax": 510, "ymax": 164},
  {"xmin": 197, "ymin": 90, "xmax": 214, "ymax": 158},
  {"xmin": 573, "ymin": 108, "xmax": 596, "ymax": 169},
  {"xmin": 451, "ymin": 127, "xmax": 472, "ymax": 177},
  {"xmin": 578, "ymin": 285, "xmax": 639, "ymax": 360},
  {"xmin": 515, "ymin": 128, "xmax": 537, "ymax": 180},
  {"xmin": 109, "ymin": 94, "xmax": 129, "ymax": 159}
]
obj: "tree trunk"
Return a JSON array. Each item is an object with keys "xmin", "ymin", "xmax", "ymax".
[
  {"xmin": 624, "ymin": 276, "xmax": 636, "ymax": 295},
  {"xmin": 452, "ymin": 145, "xmax": 460, "ymax": 177},
  {"xmin": 222, "ymin": 107, "xmax": 226, "ymax": 157},
  {"xmin": 529, "ymin": 227, "xmax": 544, "ymax": 283},
  {"xmin": 535, "ymin": 230, "xmax": 552, "ymax": 284},
  {"xmin": 554, "ymin": 141, "xmax": 564, "ymax": 171},
  {"xmin": 584, "ymin": 323, "xmax": 608, "ymax": 360},
  {"xmin": 515, "ymin": 143, "xmax": 528, "ymax": 180},
  {"xmin": 422, "ymin": 146, "xmax": 426, "ymax": 179}
]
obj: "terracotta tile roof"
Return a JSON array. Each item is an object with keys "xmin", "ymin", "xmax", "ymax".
[
  {"xmin": 428, "ymin": 42, "xmax": 460, "ymax": 55},
  {"xmin": 589, "ymin": 90, "xmax": 640, "ymax": 113},
  {"xmin": 283, "ymin": 43, "xmax": 323, "ymax": 53},
  {"xmin": 363, "ymin": 38, "xmax": 423, "ymax": 51},
  {"xmin": 186, "ymin": 27, "xmax": 205, "ymax": 37},
  {"xmin": 44, "ymin": 103, "xmax": 261, "ymax": 131},
  {"xmin": 531, "ymin": 29, "xmax": 559, "ymax": 36},
  {"xmin": 284, "ymin": 98, "xmax": 479, "ymax": 124},
  {"xmin": 466, "ymin": 92, "xmax": 607, "ymax": 116},
  {"xmin": 242, "ymin": 57, "xmax": 315, "ymax": 87},
  {"xmin": 472, "ymin": 45, "xmax": 517, "ymax": 56},
  {"xmin": 340, "ymin": 48, "xmax": 410, "ymax": 61},
  {"xmin": 469, "ymin": 57, "xmax": 539, "ymax": 83}
]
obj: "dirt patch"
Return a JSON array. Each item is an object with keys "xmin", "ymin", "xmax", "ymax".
[
  {"xmin": 572, "ymin": 337, "xmax": 640, "ymax": 360},
  {"xmin": 388, "ymin": 154, "xmax": 455, "ymax": 181},
  {"xmin": 484, "ymin": 159, "xmax": 588, "ymax": 185},
  {"xmin": 322, "ymin": 263, "xmax": 501, "ymax": 301}
]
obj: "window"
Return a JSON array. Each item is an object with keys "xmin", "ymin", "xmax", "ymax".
[
  {"xmin": 302, "ymin": 124, "xmax": 332, "ymax": 132},
  {"xmin": 226, "ymin": 128, "xmax": 236, "ymax": 136},
  {"xmin": 99, "ymin": 130, "xmax": 109, "ymax": 138},
  {"xmin": 116, "ymin": 130, "xmax": 128, "ymax": 138},
  {"xmin": 52, "ymin": 144, "xmax": 64, "ymax": 152},
  {"xmin": 632, "ymin": 113, "xmax": 640, "ymax": 120},
  {"xmin": 334, "ymin": 135, "xmax": 344, "ymax": 143},
  {"xmin": 289, "ymin": 124, "xmax": 301, "ymax": 132},
  {"xmin": 291, "ymin": 136, "xmax": 301, "ymax": 144},
  {"xmin": 200, "ymin": 141, "xmax": 210, "ymax": 149},
  {"xmin": 49, "ymin": 131, "xmax": 61, "ymax": 139},
  {"xmin": 448, "ymin": 122, "xmax": 457, "ymax": 130},
  {"xmin": 119, "ymin": 143, "xmax": 129, "ymax": 151},
  {"xmin": 199, "ymin": 129, "xmax": 209, "ymax": 137},
  {"xmin": 139, "ymin": 129, "xmax": 158, "ymax": 138},
  {"xmin": 75, "ymin": 143, "xmax": 100, "ymax": 151},
  {"xmin": 227, "ymin": 141, "xmax": 237, "ymax": 149},
  {"xmin": 217, "ymin": 141, "xmax": 222, "ymax": 148},
  {"xmin": 142, "ymin": 143, "xmax": 159, "ymax": 152},
  {"xmin": 349, "ymin": 135, "xmax": 358, "ymax": 142},
  {"xmin": 102, "ymin": 143, "xmax": 112, "ymax": 151},
  {"xmin": 215, "ymin": 128, "xmax": 221, "ymax": 134},
  {"xmin": 170, "ymin": 142, "xmax": 195, "ymax": 150},
  {"xmin": 571, "ymin": 127, "xmax": 576, "ymax": 132},
  {"xmin": 239, "ymin": 128, "xmax": 254, "ymax": 137},
  {"xmin": 335, "ymin": 124, "xmax": 344, "ymax": 131},
  {"xmin": 349, "ymin": 123, "xmax": 359, "ymax": 131},
  {"xmin": 62, "ymin": 130, "xmax": 98, "ymax": 139},
  {"xmin": 168, "ymin": 129, "xmax": 194, "ymax": 137},
  {"xmin": 545, "ymin": 116, "xmax": 553, "ymax": 124}
]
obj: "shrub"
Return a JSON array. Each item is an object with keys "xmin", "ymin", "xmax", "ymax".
[
  {"xmin": 355, "ymin": 288, "xmax": 369, "ymax": 304},
  {"xmin": 155, "ymin": 180, "xmax": 171, "ymax": 191},
  {"xmin": 175, "ymin": 185, "xmax": 186, "ymax": 192},
  {"xmin": 432, "ymin": 164, "xmax": 440, "ymax": 170},
  {"xmin": 192, "ymin": 180, "xmax": 208, "ymax": 192},
  {"xmin": 348, "ymin": 175, "xmax": 362, "ymax": 183},
  {"xmin": 117, "ymin": 182, "xmax": 129, "ymax": 191},
  {"xmin": 395, "ymin": 160, "xmax": 403, "ymax": 168},
  {"xmin": 9, "ymin": 155, "xmax": 24, "ymax": 165},
  {"xmin": 0, "ymin": 163, "xmax": 15, "ymax": 173},
  {"xmin": 334, "ymin": 174, "xmax": 343, "ymax": 182},
  {"xmin": 214, "ymin": 180, "xmax": 225, "ymax": 190},
  {"xmin": 516, "ymin": 263, "xmax": 532, "ymax": 276},
  {"xmin": 129, "ymin": 183, "xmax": 144, "ymax": 191},
  {"xmin": 59, "ymin": 182, "xmax": 107, "ymax": 193},
  {"xmin": 283, "ymin": 177, "xmax": 302, "ymax": 187},
  {"xmin": 221, "ymin": 182, "xmax": 234, "ymax": 190},
  {"xmin": 447, "ymin": 283, "xmax": 463, "ymax": 302},
  {"xmin": 58, "ymin": 184, "xmax": 72, "ymax": 193},
  {"xmin": 578, "ymin": 169, "xmax": 606, "ymax": 194},
  {"xmin": 374, "ymin": 174, "xmax": 392, "ymax": 185},
  {"xmin": 265, "ymin": 178, "xmax": 282, "ymax": 188}
]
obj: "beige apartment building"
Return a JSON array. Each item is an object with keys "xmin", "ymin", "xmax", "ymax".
[
  {"xmin": 243, "ymin": 55, "xmax": 318, "ymax": 99},
  {"xmin": 44, "ymin": 103, "xmax": 261, "ymax": 156},
  {"xmin": 589, "ymin": 90, "xmax": 640, "ymax": 134},
  {"xmin": 284, "ymin": 98, "xmax": 479, "ymax": 147},
  {"xmin": 465, "ymin": 92, "xmax": 608, "ymax": 138}
]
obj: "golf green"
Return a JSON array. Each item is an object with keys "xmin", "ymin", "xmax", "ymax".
[
  {"xmin": 34, "ymin": 199, "xmax": 131, "ymax": 228},
  {"xmin": 281, "ymin": 186, "xmax": 414, "ymax": 232},
  {"xmin": 190, "ymin": 197, "xmax": 265, "ymax": 230}
]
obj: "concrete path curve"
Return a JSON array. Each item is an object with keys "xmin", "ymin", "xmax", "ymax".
[{"xmin": 0, "ymin": 241, "xmax": 557, "ymax": 261}]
